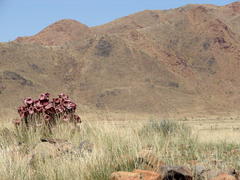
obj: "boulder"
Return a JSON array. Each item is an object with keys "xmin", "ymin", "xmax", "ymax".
[
  {"xmin": 110, "ymin": 171, "xmax": 141, "ymax": 180},
  {"xmin": 137, "ymin": 149, "xmax": 165, "ymax": 170},
  {"xmin": 133, "ymin": 169, "xmax": 162, "ymax": 180},
  {"xmin": 210, "ymin": 173, "xmax": 237, "ymax": 180},
  {"xmin": 200, "ymin": 169, "xmax": 225, "ymax": 179},
  {"xmin": 31, "ymin": 142, "xmax": 59, "ymax": 159},
  {"xmin": 159, "ymin": 166, "xmax": 193, "ymax": 180},
  {"xmin": 193, "ymin": 164, "xmax": 208, "ymax": 175},
  {"xmin": 228, "ymin": 169, "xmax": 239, "ymax": 179},
  {"xmin": 110, "ymin": 170, "xmax": 162, "ymax": 180},
  {"xmin": 79, "ymin": 140, "xmax": 94, "ymax": 153},
  {"xmin": 27, "ymin": 140, "xmax": 77, "ymax": 166},
  {"xmin": 195, "ymin": 168, "xmax": 239, "ymax": 180}
]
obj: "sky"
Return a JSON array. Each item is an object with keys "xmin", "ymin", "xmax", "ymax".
[{"xmin": 0, "ymin": 0, "xmax": 238, "ymax": 42}]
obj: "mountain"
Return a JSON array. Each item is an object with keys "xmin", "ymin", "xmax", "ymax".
[
  {"xmin": 1, "ymin": 2, "xmax": 240, "ymax": 118},
  {"xmin": 16, "ymin": 19, "xmax": 91, "ymax": 46}
]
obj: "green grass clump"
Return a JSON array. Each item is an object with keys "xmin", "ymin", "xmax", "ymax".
[{"xmin": 139, "ymin": 119, "xmax": 190, "ymax": 137}]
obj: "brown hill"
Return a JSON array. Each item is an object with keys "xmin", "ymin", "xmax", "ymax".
[
  {"xmin": 15, "ymin": 19, "xmax": 91, "ymax": 46},
  {"xmin": 1, "ymin": 2, "xmax": 240, "ymax": 119}
]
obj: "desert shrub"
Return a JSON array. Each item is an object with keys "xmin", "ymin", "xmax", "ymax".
[
  {"xmin": 13, "ymin": 93, "xmax": 81, "ymax": 137},
  {"xmin": 139, "ymin": 119, "xmax": 190, "ymax": 137}
]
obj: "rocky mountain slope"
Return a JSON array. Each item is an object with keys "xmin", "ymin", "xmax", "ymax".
[{"xmin": 1, "ymin": 2, "xmax": 240, "ymax": 118}]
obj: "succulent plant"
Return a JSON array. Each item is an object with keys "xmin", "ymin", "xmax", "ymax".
[{"xmin": 15, "ymin": 93, "xmax": 81, "ymax": 130}]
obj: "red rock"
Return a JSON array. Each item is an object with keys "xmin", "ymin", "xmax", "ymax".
[
  {"xmin": 133, "ymin": 169, "xmax": 162, "ymax": 180},
  {"xmin": 110, "ymin": 171, "xmax": 141, "ymax": 180},
  {"xmin": 210, "ymin": 173, "xmax": 237, "ymax": 180},
  {"xmin": 137, "ymin": 149, "xmax": 165, "ymax": 170},
  {"xmin": 110, "ymin": 170, "xmax": 162, "ymax": 180}
]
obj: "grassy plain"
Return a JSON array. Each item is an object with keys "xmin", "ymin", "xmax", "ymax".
[{"xmin": 0, "ymin": 114, "xmax": 240, "ymax": 180}]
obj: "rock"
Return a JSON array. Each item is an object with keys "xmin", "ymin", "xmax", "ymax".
[
  {"xmin": 28, "ymin": 139, "xmax": 78, "ymax": 165},
  {"xmin": 136, "ymin": 149, "xmax": 193, "ymax": 180},
  {"xmin": 228, "ymin": 169, "xmax": 239, "ymax": 179},
  {"xmin": 27, "ymin": 139, "xmax": 94, "ymax": 166},
  {"xmin": 56, "ymin": 141, "xmax": 76, "ymax": 154},
  {"xmin": 159, "ymin": 166, "xmax": 193, "ymax": 180},
  {"xmin": 79, "ymin": 140, "xmax": 94, "ymax": 153},
  {"xmin": 110, "ymin": 170, "xmax": 162, "ymax": 180},
  {"xmin": 210, "ymin": 173, "xmax": 237, "ymax": 180},
  {"xmin": 194, "ymin": 164, "xmax": 208, "ymax": 176},
  {"xmin": 27, "ymin": 142, "xmax": 59, "ymax": 168},
  {"xmin": 133, "ymin": 169, "xmax": 162, "ymax": 180},
  {"xmin": 110, "ymin": 171, "xmax": 141, "ymax": 180},
  {"xmin": 40, "ymin": 138, "xmax": 79, "ymax": 154},
  {"xmin": 27, "ymin": 140, "xmax": 80, "ymax": 169},
  {"xmin": 40, "ymin": 138, "xmax": 68, "ymax": 144},
  {"xmin": 200, "ymin": 169, "xmax": 226, "ymax": 179},
  {"xmin": 137, "ymin": 149, "xmax": 165, "ymax": 170},
  {"xmin": 30, "ymin": 142, "xmax": 59, "ymax": 159},
  {"xmin": 192, "ymin": 164, "xmax": 210, "ymax": 179}
]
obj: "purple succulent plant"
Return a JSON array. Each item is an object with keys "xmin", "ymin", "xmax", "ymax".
[
  {"xmin": 15, "ymin": 93, "xmax": 81, "ymax": 129},
  {"xmin": 24, "ymin": 97, "xmax": 34, "ymax": 106},
  {"xmin": 28, "ymin": 106, "xmax": 35, "ymax": 115},
  {"xmin": 44, "ymin": 114, "xmax": 51, "ymax": 122}
]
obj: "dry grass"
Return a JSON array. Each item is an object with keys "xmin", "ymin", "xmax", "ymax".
[{"xmin": 0, "ymin": 118, "xmax": 240, "ymax": 180}]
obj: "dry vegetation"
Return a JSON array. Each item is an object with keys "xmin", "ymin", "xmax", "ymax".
[{"xmin": 0, "ymin": 118, "xmax": 240, "ymax": 180}]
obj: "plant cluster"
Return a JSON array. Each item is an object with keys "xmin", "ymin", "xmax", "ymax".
[{"xmin": 14, "ymin": 93, "xmax": 81, "ymax": 129}]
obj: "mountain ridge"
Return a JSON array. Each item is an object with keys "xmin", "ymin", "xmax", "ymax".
[{"xmin": 1, "ymin": 2, "xmax": 240, "ymax": 118}]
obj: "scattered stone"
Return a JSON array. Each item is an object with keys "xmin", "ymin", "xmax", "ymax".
[
  {"xmin": 79, "ymin": 140, "xmax": 94, "ymax": 153},
  {"xmin": 56, "ymin": 141, "xmax": 76, "ymax": 154},
  {"xmin": 40, "ymin": 138, "xmax": 68, "ymax": 144},
  {"xmin": 133, "ymin": 169, "xmax": 162, "ymax": 180},
  {"xmin": 193, "ymin": 163, "xmax": 210, "ymax": 179},
  {"xmin": 200, "ymin": 169, "xmax": 225, "ymax": 179},
  {"xmin": 228, "ymin": 169, "xmax": 239, "ymax": 179},
  {"xmin": 40, "ymin": 138, "xmax": 77, "ymax": 154},
  {"xmin": 30, "ymin": 142, "xmax": 60, "ymax": 159},
  {"xmin": 159, "ymin": 166, "xmax": 193, "ymax": 180},
  {"xmin": 110, "ymin": 170, "xmax": 162, "ymax": 180},
  {"xmin": 27, "ymin": 139, "xmax": 77, "ymax": 163},
  {"xmin": 210, "ymin": 173, "xmax": 237, "ymax": 180},
  {"xmin": 27, "ymin": 138, "xmax": 94, "ymax": 166},
  {"xmin": 110, "ymin": 171, "xmax": 141, "ymax": 180},
  {"xmin": 137, "ymin": 149, "xmax": 165, "ymax": 171},
  {"xmin": 194, "ymin": 164, "xmax": 209, "ymax": 176},
  {"xmin": 27, "ymin": 142, "xmax": 59, "ymax": 168}
]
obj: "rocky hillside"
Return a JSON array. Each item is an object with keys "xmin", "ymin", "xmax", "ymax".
[{"xmin": 1, "ymin": 2, "xmax": 240, "ymax": 118}]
